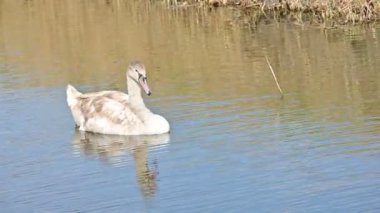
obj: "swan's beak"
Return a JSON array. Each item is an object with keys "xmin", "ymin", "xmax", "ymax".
[{"xmin": 139, "ymin": 77, "xmax": 151, "ymax": 96}]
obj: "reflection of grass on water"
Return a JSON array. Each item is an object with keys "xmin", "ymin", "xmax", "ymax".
[{"xmin": 165, "ymin": 0, "xmax": 379, "ymax": 25}]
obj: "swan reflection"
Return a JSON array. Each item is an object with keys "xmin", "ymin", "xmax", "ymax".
[{"xmin": 72, "ymin": 130, "xmax": 170, "ymax": 197}]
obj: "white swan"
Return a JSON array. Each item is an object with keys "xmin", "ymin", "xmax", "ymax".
[{"xmin": 66, "ymin": 61, "xmax": 170, "ymax": 135}]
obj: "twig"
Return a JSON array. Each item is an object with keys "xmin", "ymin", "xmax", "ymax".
[{"xmin": 265, "ymin": 56, "xmax": 284, "ymax": 98}]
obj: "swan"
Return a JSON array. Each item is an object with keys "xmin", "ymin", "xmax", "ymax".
[{"xmin": 66, "ymin": 60, "xmax": 170, "ymax": 135}]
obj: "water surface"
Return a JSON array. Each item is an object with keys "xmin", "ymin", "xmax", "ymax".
[{"xmin": 1, "ymin": 1, "xmax": 380, "ymax": 212}]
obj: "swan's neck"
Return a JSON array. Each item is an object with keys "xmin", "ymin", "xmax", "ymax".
[{"xmin": 127, "ymin": 76, "xmax": 151, "ymax": 117}]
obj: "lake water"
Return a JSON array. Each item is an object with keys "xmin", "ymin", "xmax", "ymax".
[{"xmin": 1, "ymin": 1, "xmax": 380, "ymax": 212}]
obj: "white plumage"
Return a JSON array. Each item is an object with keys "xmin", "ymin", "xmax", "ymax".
[{"xmin": 66, "ymin": 61, "xmax": 170, "ymax": 135}]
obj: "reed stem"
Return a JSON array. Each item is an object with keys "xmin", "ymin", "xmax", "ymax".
[{"xmin": 265, "ymin": 56, "xmax": 284, "ymax": 98}]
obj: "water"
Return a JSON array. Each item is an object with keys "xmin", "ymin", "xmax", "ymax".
[{"xmin": 1, "ymin": 1, "xmax": 380, "ymax": 212}]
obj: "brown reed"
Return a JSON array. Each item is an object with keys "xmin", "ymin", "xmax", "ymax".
[{"xmin": 165, "ymin": 0, "xmax": 379, "ymax": 25}]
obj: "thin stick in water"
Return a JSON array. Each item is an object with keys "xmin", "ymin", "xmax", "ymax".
[{"xmin": 265, "ymin": 56, "xmax": 284, "ymax": 97}]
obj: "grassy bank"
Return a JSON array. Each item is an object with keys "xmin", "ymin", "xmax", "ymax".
[{"xmin": 166, "ymin": 0, "xmax": 380, "ymax": 26}]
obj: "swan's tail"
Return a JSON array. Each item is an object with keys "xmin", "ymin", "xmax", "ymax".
[{"xmin": 66, "ymin": 84, "xmax": 82, "ymax": 107}]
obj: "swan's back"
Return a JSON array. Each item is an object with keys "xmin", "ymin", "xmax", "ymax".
[
  {"xmin": 66, "ymin": 85, "xmax": 143, "ymax": 134},
  {"xmin": 79, "ymin": 95, "xmax": 142, "ymax": 134}
]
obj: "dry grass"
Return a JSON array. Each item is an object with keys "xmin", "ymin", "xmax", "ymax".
[
  {"xmin": 265, "ymin": 56, "xmax": 284, "ymax": 98},
  {"xmin": 165, "ymin": 0, "xmax": 380, "ymax": 25}
]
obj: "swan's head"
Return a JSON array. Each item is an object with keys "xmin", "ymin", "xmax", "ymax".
[{"xmin": 127, "ymin": 60, "xmax": 151, "ymax": 96}]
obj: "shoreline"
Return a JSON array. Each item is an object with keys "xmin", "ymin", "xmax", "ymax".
[{"xmin": 167, "ymin": 0, "xmax": 379, "ymax": 26}]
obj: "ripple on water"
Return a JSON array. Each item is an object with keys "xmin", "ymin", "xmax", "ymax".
[{"xmin": 0, "ymin": 3, "xmax": 380, "ymax": 211}]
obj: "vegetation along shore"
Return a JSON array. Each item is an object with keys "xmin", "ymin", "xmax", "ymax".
[{"xmin": 165, "ymin": 0, "xmax": 380, "ymax": 26}]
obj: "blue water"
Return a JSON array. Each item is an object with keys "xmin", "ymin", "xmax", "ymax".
[
  {"xmin": 1, "ymin": 1, "xmax": 380, "ymax": 211},
  {"xmin": 0, "ymin": 85, "xmax": 379, "ymax": 212}
]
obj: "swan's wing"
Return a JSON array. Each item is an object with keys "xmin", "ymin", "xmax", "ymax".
[
  {"xmin": 81, "ymin": 91, "xmax": 130, "ymax": 105},
  {"xmin": 102, "ymin": 91, "xmax": 130, "ymax": 106},
  {"xmin": 79, "ymin": 95, "xmax": 138, "ymax": 125}
]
